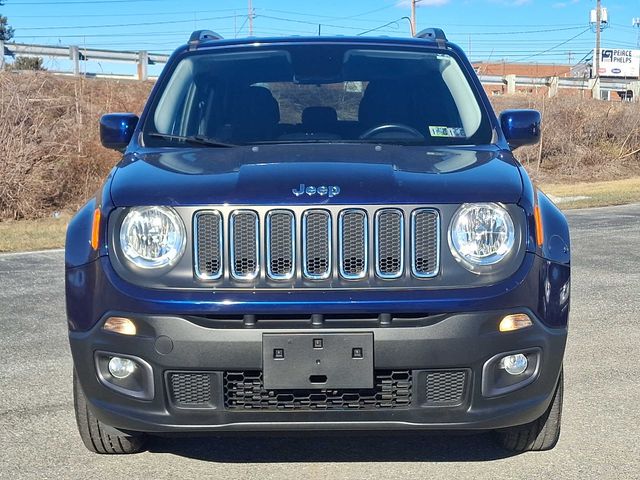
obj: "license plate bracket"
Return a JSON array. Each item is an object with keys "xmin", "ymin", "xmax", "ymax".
[{"xmin": 262, "ymin": 333, "xmax": 373, "ymax": 390}]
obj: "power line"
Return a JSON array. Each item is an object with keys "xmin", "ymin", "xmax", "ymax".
[
  {"xmin": 15, "ymin": 15, "xmax": 239, "ymax": 30},
  {"xmin": 511, "ymin": 27, "xmax": 591, "ymax": 62},
  {"xmin": 6, "ymin": 8, "xmax": 241, "ymax": 19},
  {"xmin": 7, "ymin": 0, "xmax": 166, "ymax": 4},
  {"xmin": 357, "ymin": 18, "xmax": 408, "ymax": 36}
]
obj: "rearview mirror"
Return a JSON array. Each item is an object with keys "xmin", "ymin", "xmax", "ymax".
[
  {"xmin": 499, "ymin": 109, "xmax": 541, "ymax": 149},
  {"xmin": 100, "ymin": 113, "xmax": 139, "ymax": 151}
]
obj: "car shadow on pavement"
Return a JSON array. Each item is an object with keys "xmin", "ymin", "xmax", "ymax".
[{"xmin": 147, "ymin": 431, "xmax": 516, "ymax": 462}]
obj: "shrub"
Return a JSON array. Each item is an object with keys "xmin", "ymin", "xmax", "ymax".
[
  {"xmin": 9, "ymin": 56, "xmax": 46, "ymax": 71},
  {"xmin": 0, "ymin": 72, "xmax": 152, "ymax": 219}
]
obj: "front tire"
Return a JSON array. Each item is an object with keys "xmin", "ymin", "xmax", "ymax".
[
  {"xmin": 73, "ymin": 371, "xmax": 147, "ymax": 454},
  {"xmin": 494, "ymin": 369, "xmax": 564, "ymax": 452}
]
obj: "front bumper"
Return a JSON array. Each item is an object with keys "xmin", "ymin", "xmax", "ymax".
[{"xmin": 70, "ymin": 308, "xmax": 567, "ymax": 433}]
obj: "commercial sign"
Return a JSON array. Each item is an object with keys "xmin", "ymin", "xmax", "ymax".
[{"xmin": 596, "ymin": 48, "xmax": 640, "ymax": 78}]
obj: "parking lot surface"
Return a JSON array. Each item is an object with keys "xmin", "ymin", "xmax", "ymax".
[{"xmin": 1, "ymin": 204, "xmax": 638, "ymax": 479}]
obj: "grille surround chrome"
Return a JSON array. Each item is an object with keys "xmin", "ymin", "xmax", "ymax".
[
  {"xmin": 338, "ymin": 209, "xmax": 368, "ymax": 280},
  {"xmin": 265, "ymin": 210, "xmax": 295, "ymax": 280},
  {"xmin": 411, "ymin": 208, "xmax": 440, "ymax": 278},
  {"xmin": 302, "ymin": 209, "xmax": 332, "ymax": 280},
  {"xmin": 193, "ymin": 210, "xmax": 223, "ymax": 280},
  {"xmin": 229, "ymin": 210, "xmax": 260, "ymax": 281},
  {"xmin": 374, "ymin": 208, "xmax": 405, "ymax": 280}
]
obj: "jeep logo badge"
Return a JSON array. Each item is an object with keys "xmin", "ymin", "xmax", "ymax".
[{"xmin": 292, "ymin": 184, "xmax": 341, "ymax": 198}]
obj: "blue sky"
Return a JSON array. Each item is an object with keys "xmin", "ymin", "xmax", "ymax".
[{"xmin": 1, "ymin": 0, "xmax": 638, "ymax": 76}]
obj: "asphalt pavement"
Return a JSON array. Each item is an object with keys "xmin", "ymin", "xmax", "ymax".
[{"xmin": 1, "ymin": 204, "xmax": 639, "ymax": 479}]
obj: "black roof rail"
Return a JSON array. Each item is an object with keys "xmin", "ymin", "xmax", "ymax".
[
  {"xmin": 188, "ymin": 30, "xmax": 224, "ymax": 50},
  {"xmin": 415, "ymin": 28, "xmax": 447, "ymax": 48}
]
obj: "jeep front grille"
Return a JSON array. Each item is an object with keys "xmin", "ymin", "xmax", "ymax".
[{"xmin": 193, "ymin": 206, "xmax": 439, "ymax": 286}]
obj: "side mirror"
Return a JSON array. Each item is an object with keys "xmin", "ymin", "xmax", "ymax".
[
  {"xmin": 499, "ymin": 109, "xmax": 541, "ymax": 149},
  {"xmin": 100, "ymin": 113, "xmax": 139, "ymax": 151}
]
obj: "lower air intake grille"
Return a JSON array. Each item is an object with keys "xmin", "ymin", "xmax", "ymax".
[
  {"xmin": 224, "ymin": 370, "xmax": 412, "ymax": 410},
  {"xmin": 168, "ymin": 373, "xmax": 212, "ymax": 407},
  {"xmin": 425, "ymin": 370, "xmax": 467, "ymax": 405}
]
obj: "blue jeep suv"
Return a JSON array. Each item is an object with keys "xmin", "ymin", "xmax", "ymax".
[{"xmin": 66, "ymin": 29, "xmax": 570, "ymax": 454}]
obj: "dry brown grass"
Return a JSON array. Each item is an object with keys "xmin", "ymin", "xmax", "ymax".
[
  {"xmin": 492, "ymin": 95, "xmax": 640, "ymax": 183},
  {"xmin": 0, "ymin": 213, "xmax": 69, "ymax": 252},
  {"xmin": 540, "ymin": 177, "xmax": 640, "ymax": 209},
  {"xmin": 0, "ymin": 71, "xmax": 152, "ymax": 220},
  {"xmin": 0, "ymin": 72, "xmax": 639, "ymax": 222}
]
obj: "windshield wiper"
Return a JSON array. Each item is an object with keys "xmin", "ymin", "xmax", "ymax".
[{"xmin": 147, "ymin": 133, "xmax": 236, "ymax": 148}]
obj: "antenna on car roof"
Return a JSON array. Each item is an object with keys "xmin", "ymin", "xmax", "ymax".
[
  {"xmin": 415, "ymin": 28, "xmax": 447, "ymax": 48},
  {"xmin": 188, "ymin": 30, "xmax": 224, "ymax": 51}
]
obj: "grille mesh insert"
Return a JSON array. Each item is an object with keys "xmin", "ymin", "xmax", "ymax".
[
  {"xmin": 425, "ymin": 370, "xmax": 467, "ymax": 405},
  {"xmin": 195, "ymin": 212, "xmax": 222, "ymax": 279},
  {"xmin": 224, "ymin": 370, "xmax": 412, "ymax": 410},
  {"xmin": 169, "ymin": 373, "xmax": 212, "ymax": 406},
  {"xmin": 304, "ymin": 211, "xmax": 331, "ymax": 278},
  {"xmin": 340, "ymin": 210, "xmax": 367, "ymax": 278},
  {"xmin": 267, "ymin": 211, "xmax": 294, "ymax": 278},
  {"xmin": 376, "ymin": 209, "xmax": 403, "ymax": 278},
  {"xmin": 412, "ymin": 209, "xmax": 439, "ymax": 277},
  {"xmin": 231, "ymin": 211, "xmax": 258, "ymax": 279}
]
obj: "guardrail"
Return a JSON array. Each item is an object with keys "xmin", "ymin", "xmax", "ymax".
[
  {"xmin": 0, "ymin": 41, "xmax": 169, "ymax": 80},
  {"xmin": 478, "ymin": 73, "xmax": 639, "ymax": 100},
  {"xmin": 2, "ymin": 41, "xmax": 639, "ymax": 99}
]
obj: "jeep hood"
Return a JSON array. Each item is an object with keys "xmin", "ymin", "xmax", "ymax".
[{"xmin": 109, "ymin": 144, "xmax": 523, "ymax": 206}]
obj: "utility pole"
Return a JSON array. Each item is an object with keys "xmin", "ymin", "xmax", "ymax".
[
  {"xmin": 595, "ymin": 0, "xmax": 601, "ymax": 78},
  {"xmin": 248, "ymin": 0, "xmax": 254, "ymax": 36},
  {"xmin": 411, "ymin": 0, "xmax": 416, "ymax": 36},
  {"xmin": 633, "ymin": 17, "xmax": 640, "ymax": 48}
]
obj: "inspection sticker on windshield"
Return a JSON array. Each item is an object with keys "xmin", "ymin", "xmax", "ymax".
[{"xmin": 429, "ymin": 126, "xmax": 466, "ymax": 138}]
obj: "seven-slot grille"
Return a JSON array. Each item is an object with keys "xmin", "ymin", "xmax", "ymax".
[{"xmin": 193, "ymin": 207, "xmax": 439, "ymax": 283}]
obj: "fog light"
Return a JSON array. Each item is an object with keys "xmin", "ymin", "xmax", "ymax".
[
  {"xmin": 103, "ymin": 316, "xmax": 137, "ymax": 336},
  {"xmin": 499, "ymin": 313, "xmax": 533, "ymax": 332},
  {"xmin": 499, "ymin": 354, "xmax": 528, "ymax": 375},
  {"xmin": 108, "ymin": 356, "xmax": 137, "ymax": 379}
]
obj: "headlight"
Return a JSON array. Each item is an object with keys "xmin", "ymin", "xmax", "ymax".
[
  {"xmin": 449, "ymin": 203, "xmax": 515, "ymax": 270},
  {"xmin": 119, "ymin": 206, "xmax": 186, "ymax": 269}
]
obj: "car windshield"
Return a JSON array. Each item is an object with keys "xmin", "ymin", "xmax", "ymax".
[{"xmin": 144, "ymin": 43, "xmax": 493, "ymax": 147}]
